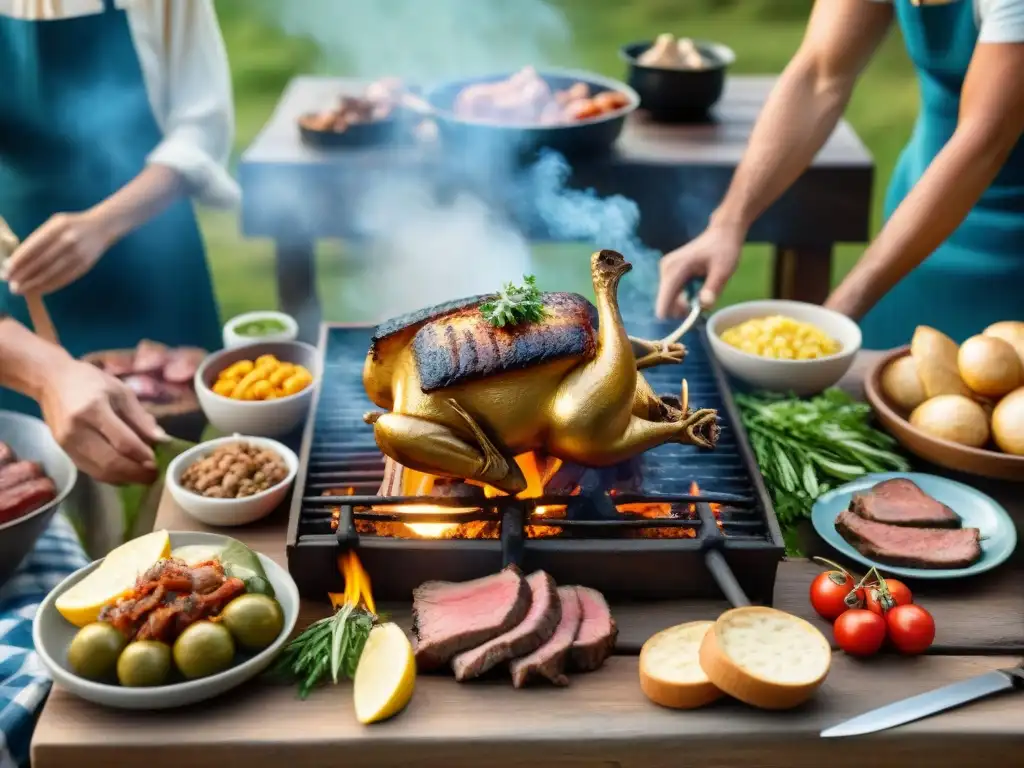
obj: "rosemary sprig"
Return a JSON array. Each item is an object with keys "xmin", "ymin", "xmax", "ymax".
[
  {"xmin": 272, "ymin": 604, "xmax": 376, "ymax": 698},
  {"xmin": 480, "ymin": 275, "xmax": 546, "ymax": 328}
]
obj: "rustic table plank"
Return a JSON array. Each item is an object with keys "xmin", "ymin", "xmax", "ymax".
[
  {"xmin": 239, "ymin": 76, "xmax": 873, "ymax": 247},
  {"xmin": 34, "ymin": 655, "xmax": 1024, "ymax": 768}
]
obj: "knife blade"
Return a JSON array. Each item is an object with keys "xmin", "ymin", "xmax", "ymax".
[{"xmin": 821, "ymin": 664, "xmax": 1024, "ymax": 738}]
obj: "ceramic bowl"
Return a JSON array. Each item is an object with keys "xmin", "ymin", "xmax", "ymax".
[
  {"xmin": 222, "ymin": 311, "xmax": 299, "ymax": 350},
  {"xmin": 865, "ymin": 346, "xmax": 1024, "ymax": 482},
  {"xmin": 0, "ymin": 411, "xmax": 78, "ymax": 586},
  {"xmin": 620, "ymin": 39, "xmax": 735, "ymax": 122},
  {"xmin": 33, "ymin": 530, "xmax": 300, "ymax": 710},
  {"xmin": 195, "ymin": 341, "xmax": 320, "ymax": 438},
  {"xmin": 706, "ymin": 300, "xmax": 862, "ymax": 396},
  {"xmin": 167, "ymin": 436, "xmax": 298, "ymax": 527}
]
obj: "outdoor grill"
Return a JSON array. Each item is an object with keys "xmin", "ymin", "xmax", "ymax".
[{"xmin": 286, "ymin": 312, "xmax": 784, "ymax": 606}]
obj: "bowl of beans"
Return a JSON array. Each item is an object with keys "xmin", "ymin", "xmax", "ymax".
[
  {"xmin": 707, "ymin": 300, "xmax": 862, "ymax": 396},
  {"xmin": 195, "ymin": 341, "xmax": 320, "ymax": 438},
  {"xmin": 167, "ymin": 437, "xmax": 299, "ymax": 527}
]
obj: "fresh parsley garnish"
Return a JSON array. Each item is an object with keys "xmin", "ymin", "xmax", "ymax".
[{"xmin": 480, "ymin": 275, "xmax": 546, "ymax": 328}]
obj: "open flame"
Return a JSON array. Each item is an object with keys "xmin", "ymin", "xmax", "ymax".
[
  {"xmin": 395, "ymin": 452, "xmax": 567, "ymax": 537},
  {"xmin": 329, "ymin": 550, "xmax": 376, "ymax": 614}
]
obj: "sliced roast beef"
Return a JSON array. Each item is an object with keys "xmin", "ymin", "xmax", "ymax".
[
  {"xmin": 569, "ymin": 586, "xmax": 617, "ymax": 672},
  {"xmin": 510, "ymin": 585, "xmax": 581, "ymax": 688},
  {"xmin": 451, "ymin": 570, "xmax": 561, "ymax": 682},
  {"xmin": 122, "ymin": 375, "xmax": 176, "ymax": 403},
  {"xmin": 0, "ymin": 461, "xmax": 44, "ymax": 492},
  {"xmin": 98, "ymin": 351, "xmax": 135, "ymax": 378},
  {"xmin": 835, "ymin": 508, "xmax": 981, "ymax": 569},
  {"xmin": 851, "ymin": 478, "xmax": 960, "ymax": 528},
  {"xmin": 132, "ymin": 340, "xmax": 170, "ymax": 375},
  {"xmin": 412, "ymin": 565, "xmax": 531, "ymax": 671},
  {"xmin": 0, "ymin": 477, "xmax": 57, "ymax": 524},
  {"xmin": 0, "ymin": 442, "xmax": 14, "ymax": 467},
  {"xmin": 162, "ymin": 348, "xmax": 206, "ymax": 384}
]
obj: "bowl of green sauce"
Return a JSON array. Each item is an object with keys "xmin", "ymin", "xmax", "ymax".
[{"xmin": 223, "ymin": 312, "xmax": 298, "ymax": 349}]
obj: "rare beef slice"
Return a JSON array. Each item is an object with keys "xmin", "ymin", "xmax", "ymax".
[
  {"xmin": 569, "ymin": 586, "xmax": 617, "ymax": 672},
  {"xmin": 510, "ymin": 585, "xmax": 582, "ymax": 688},
  {"xmin": 451, "ymin": 570, "xmax": 561, "ymax": 682},
  {"xmin": 412, "ymin": 565, "xmax": 531, "ymax": 671},
  {"xmin": 835, "ymin": 508, "xmax": 981, "ymax": 569},
  {"xmin": 851, "ymin": 478, "xmax": 960, "ymax": 528}
]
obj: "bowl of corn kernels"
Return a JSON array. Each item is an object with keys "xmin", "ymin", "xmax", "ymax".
[
  {"xmin": 707, "ymin": 300, "xmax": 862, "ymax": 395},
  {"xmin": 194, "ymin": 341, "xmax": 321, "ymax": 438}
]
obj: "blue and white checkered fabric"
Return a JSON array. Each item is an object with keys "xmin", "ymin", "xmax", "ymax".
[{"xmin": 0, "ymin": 515, "xmax": 88, "ymax": 768}]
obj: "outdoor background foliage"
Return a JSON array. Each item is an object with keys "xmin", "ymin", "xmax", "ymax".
[{"xmin": 205, "ymin": 0, "xmax": 916, "ymax": 319}]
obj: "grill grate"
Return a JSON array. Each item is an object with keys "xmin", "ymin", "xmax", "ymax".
[{"xmin": 286, "ymin": 315, "xmax": 784, "ymax": 604}]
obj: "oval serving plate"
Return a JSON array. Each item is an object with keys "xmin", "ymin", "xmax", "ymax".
[
  {"xmin": 811, "ymin": 472, "xmax": 1017, "ymax": 580},
  {"xmin": 33, "ymin": 531, "xmax": 299, "ymax": 710}
]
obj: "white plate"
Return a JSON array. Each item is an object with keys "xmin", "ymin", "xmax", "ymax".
[{"xmin": 33, "ymin": 531, "xmax": 299, "ymax": 710}]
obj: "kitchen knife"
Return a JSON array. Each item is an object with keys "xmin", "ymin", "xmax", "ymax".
[{"xmin": 821, "ymin": 663, "xmax": 1024, "ymax": 738}]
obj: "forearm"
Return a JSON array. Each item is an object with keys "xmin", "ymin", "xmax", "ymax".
[
  {"xmin": 87, "ymin": 164, "xmax": 186, "ymax": 244},
  {"xmin": 0, "ymin": 316, "xmax": 72, "ymax": 401},
  {"xmin": 826, "ymin": 128, "xmax": 1016, "ymax": 318},
  {"xmin": 712, "ymin": 59, "xmax": 854, "ymax": 232}
]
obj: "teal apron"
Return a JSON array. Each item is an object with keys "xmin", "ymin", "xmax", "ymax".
[
  {"xmin": 858, "ymin": 0, "xmax": 1024, "ymax": 348},
  {"xmin": 0, "ymin": 0, "xmax": 223, "ymax": 415}
]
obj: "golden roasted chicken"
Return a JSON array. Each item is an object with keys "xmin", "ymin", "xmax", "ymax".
[{"xmin": 362, "ymin": 250, "xmax": 719, "ymax": 494}]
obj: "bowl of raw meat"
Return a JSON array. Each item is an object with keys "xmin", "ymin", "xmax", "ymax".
[
  {"xmin": 0, "ymin": 410, "xmax": 78, "ymax": 586},
  {"xmin": 83, "ymin": 340, "xmax": 208, "ymax": 443},
  {"xmin": 621, "ymin": 35, "xmax": 735, "ymax": 122},
  {"xmin": 420, "ymin": 66, "xmax": 639, "ymax": 161}
]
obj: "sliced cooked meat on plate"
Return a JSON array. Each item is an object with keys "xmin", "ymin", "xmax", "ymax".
[{"xmin": 835, "ymin": 508, "xmax": 982, "ymax": 570}]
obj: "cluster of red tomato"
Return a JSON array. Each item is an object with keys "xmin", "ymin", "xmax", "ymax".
[{"xmin": 809, "ymin": 559, "xmax": 936, "ymax": 657}]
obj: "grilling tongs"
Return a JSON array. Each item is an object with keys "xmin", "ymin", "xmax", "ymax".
[{"xmin": 0, "ymin": 215, "xmax": 59, "ymax": 345}]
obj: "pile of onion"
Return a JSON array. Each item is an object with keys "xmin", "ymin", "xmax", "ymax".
[{"xmin": 880, "ymin": 322, "xmax": 1024, "ymax": 455}]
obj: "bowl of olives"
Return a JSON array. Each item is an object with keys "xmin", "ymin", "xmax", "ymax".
[{"xmin": 32, "ymin": 531, "xmax": 299, "ymax": 710}]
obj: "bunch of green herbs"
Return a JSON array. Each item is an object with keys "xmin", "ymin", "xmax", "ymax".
[
  {"xmin": 735, "ymin": 389, "xmax": 909, "ymax": 553},
  {"xmin": 272, "ymin": 603, "xmax": 377, "ymax": 699},
  {"xmin": 480, "ymin": 275, "xmax": 546, "ymax": 327}
]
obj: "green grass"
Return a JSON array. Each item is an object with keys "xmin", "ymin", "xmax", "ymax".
[{"xmin": 204, "ymin": 0, "xmax": 919, "ymax": 321}]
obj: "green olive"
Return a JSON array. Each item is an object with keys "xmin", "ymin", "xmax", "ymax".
[
  {"xmin": 116, "ymin": 641, "xmax": 172, "ymax": 687},
  {"xmin": 220, "ymin": 594, "xmax": 285, "ymax": 651},
  {"xmin": 67, "ymin": 622, "xmax": 127, "ymax": 681},
  {"xmin": 173, "ymin": 621, "xmax": 235, "ymax": 680}
]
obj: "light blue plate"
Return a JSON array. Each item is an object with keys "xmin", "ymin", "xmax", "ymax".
[{"xmin": 811, "ymin": 472, "xmax": 1017, "ymax": 580}]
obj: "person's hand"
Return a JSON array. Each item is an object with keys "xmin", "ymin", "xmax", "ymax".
[
  {"xmin": 655, "ymin": 225, "xmax": 745, "ymax": 319},
  {"xmin": 1, "ymin": 211, "xmax": 113, "ymax": 296},
  {"xmin": 39, "ymin": 358, "xmax": 165, "ymax": 486}
]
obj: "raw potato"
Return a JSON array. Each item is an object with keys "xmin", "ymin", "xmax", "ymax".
[
  {"xmin": 639, "ymin": 621, "xmax": 722, "ymax": 710},
  {"xmin": 911, "ymin": 326, "xmax": 968, "ymax": 398},
  {"xmin": 881, "ymin": 355, "xmax": 927, "ymax": 412},
  {"xmin": 983, "ymin": 321, "xmax": 1024, "ymax": 367},
  {"xmin": 698, "ymin": 607, "xmax": 831, "ymax": 710},
  {"xmin": 957, "ymin": 335, "xmax": 1022, "ymax": 398},
  {"xmin": 910, "ymin": 394, "xmax": 990, "ymax": 448},
  {"xmin": 991, "ymin": 387, "xmax": 1024, "ymax": 456}
]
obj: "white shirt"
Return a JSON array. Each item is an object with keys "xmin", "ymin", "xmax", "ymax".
[
  {"xmin": 0, "ymin": 0, "xmax": 240, "ymax": 209},
  {"xmin": 869, "ymin": 0, "xmax": 1024, "ymax": 43}
]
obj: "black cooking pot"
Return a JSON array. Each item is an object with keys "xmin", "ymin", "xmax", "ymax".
[
  {"xmin": 620, "ymin": 40, "xmax": 735, "ymax": 123},
  {"xmin": 420, "ymin": 68, "xmax": 639, "ymax": 164}
]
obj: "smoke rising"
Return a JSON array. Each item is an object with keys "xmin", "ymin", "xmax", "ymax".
[
  {"xmin": 252, "ymin": 0, "xmax": 662, "ymax": 320},
  {"xmin": 254, "ymin": 0, "xmax": 571, "ymax": 81}
]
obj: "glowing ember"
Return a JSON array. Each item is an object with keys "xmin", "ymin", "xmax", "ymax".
[
  {"xmin": 689, "ymin": 481, "xmax": 724, "ymax": 529},
  {"xmin": 329, "ymin": 550, "xmax": 376, "ymax": 614}
]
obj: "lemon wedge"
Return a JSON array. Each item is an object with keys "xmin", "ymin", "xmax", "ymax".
[
  {"xmin": 56, "ymin": 530, "xmax": 171, "ymax": 627},
  {"xmin": 353, "ymin": 622, "xmax": 416, "ymax": 724}
]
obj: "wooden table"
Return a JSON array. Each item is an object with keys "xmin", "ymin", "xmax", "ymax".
[
  {"xmin": 240, "ymin": 76, "xmax": 874, "ymax": 341},
  {"xmin": 33, "ymin": 356, "xmax": 1024, "ymax": 768}
]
